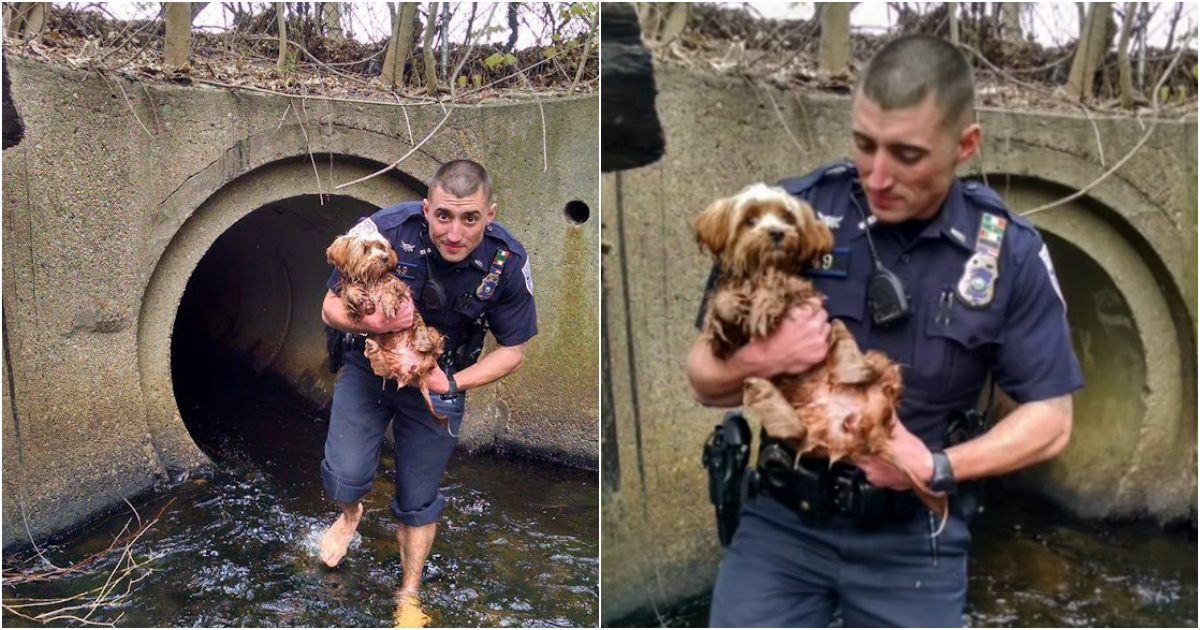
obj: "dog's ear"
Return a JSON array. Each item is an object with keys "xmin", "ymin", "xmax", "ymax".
[
  {"xmin": 694, "ymin": 197, "xmax": 736, "ymax": 256},
  {"xmin": 326, "ymin": 236, "xmax": 351, "ymax": 270},
  {"xmin": 793, "ymin": 200, "xmax": 835, "ymax": 263}
]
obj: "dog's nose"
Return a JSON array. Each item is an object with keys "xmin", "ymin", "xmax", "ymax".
[{"xmin": 770, "ymin": 231, "xmax": 784, "ymax": 244}]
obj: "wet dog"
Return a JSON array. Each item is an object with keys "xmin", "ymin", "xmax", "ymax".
[
  {"xmin": 694, "ymin": 183, "xmax": 948, "ymax": 535},
  {"xmin": 326, "ymin": 219, "xmax": 450, "ymax": 433}
]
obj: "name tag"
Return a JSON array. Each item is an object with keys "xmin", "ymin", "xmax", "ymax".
[
  {"xmin": 395, "ymin": 261, "xmax": 421, "ymax": 279},
  {"xmin": 807, "ymin": 247, "xmax": 851, "ymax": 278}
]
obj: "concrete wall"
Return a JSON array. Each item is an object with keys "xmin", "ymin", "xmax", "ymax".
[
  {"xmin": 600, "ymin": 65, "xmax": 1197, "ymax": 622},
  {"xmin": 2, "ymin": 57, "xmax": 599, "ymax": 549}
]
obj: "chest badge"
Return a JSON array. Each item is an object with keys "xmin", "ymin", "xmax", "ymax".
[
  {"xmin": 475, "ymin": 248, "xmax": 511, "ymax": 300},
  {"xmin": 955, "ymin": 213, "xmax": 1007, "ymax": 309},
  {"xmin": 400, "ymin": 241, "xmax": 415, "ymax": 253}
]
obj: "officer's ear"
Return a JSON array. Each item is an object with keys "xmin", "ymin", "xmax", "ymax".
[
  {"xmin": 955, "ymin": 122, "xmax": 982, "ymax": 166},
  {"xmin": 485, "ymin": 201, "xmax": 497, "ymax": 224},
  {"xmin": 421, "ymin": 199, "xmax": 432, "ymax": 222},
  {"xmin": 694, "ymin": 198, "xmax": 735, "ymax": 257}
]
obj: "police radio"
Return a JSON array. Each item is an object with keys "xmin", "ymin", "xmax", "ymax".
[
  {"xmin": 849, "ymin": 183, "xmax": 911, "ymax": 326},
  {"xmin": 867, "ymin": 266, "xmax": 910, "ymax": 326}
]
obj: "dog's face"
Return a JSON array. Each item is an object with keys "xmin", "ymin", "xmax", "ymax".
[
  {"xmin": 694, "ymin": 183, "xmax": 834, "ymax": 277},
  {"xmin": 326, "ymin": 223, "xmax": 397, "ymax": 281}
]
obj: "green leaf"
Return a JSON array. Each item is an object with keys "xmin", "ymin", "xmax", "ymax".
[
  {"xmin": 543, "ymin": 45, "xmax": 557, "ymax": 59},
  {"xmin": 473, "ymin": 74, "xmax": 482, "ymax": 89},
  {"xmin": 457, "ymin": 75, "xmax": 467, "ymax": 89},
  {"xmin": 484, "ymin": 52, "xmax": 507, "ymax": 69}
]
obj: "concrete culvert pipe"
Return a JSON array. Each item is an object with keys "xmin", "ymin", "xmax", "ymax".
[
  {"xmin": 997, "ymin": 179, "xmax": 1195, "ymax": 522},
  {"xmin": 139, "ymin": 158, "xmax": 420, "ymax": 471},
  {"xmin": 171, "ymin": 194, "xmax": 378, "ymax": 450}
]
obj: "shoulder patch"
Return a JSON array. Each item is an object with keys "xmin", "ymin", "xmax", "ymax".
[
  {"xmin": 522, "ymin": 256, "xmax": 533, "ymax": 295},
  {"xmin": 1038, "ymin": 243, "xmax": 1066, "ymax": 311}
]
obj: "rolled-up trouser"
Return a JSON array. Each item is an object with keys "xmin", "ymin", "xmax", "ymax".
[
  {"xmin": 320, "ymin": 354, "xmax": 466, "ymax": 526},
  {"xmin": 709, "ymin": 492, "xmax": 970, "ymax": 628}
]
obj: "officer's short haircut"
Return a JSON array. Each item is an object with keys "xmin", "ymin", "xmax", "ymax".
[
  {"xmin": 856, "ymin": 34, "xmax": 975, "ymax": 130},
  {"xmin": 430, "ymin": 159, "xmax": 492, "ymax": 202}
]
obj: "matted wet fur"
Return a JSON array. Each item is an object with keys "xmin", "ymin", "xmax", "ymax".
[
  {"xmin": 326, "ymin": 221, "xmax": 450, "ymax": 433},
  {"xmin": 694, "ymin": 183, "xmax": 948, "ymax": 535}
]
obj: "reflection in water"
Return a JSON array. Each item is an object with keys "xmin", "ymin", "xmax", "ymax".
[
  {"xmin": 609, "ymin": 489, "xmax": 1196, "ymax": 627},
  {"xmin": 2, "ymin": 368, "xmax": 598, "ymax": 627}
]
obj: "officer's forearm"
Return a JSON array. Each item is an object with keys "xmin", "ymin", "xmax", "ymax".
[
  {"xmin": 945, "ymin": 394, "xmax": 1073, "ymax": 483},
  {"xmin": 321, "ymin": 289, "xmax": 371, "ymax": 335},
  {"xmin": 686, "ymin": 338, "xmax": 749, "ymax": 408},
  {"xmin": 452, "ymin": 343, "xmax": 527, "ymax": 391}
]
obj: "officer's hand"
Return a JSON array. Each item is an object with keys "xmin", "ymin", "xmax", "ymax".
[
  {"xmin": 856, "ymin": 420, "xmax": 933, "ymax": 491},
  {"xmin": 360, "ymin": 295, "xmax": 415, "ymax": 334},
  {"xmin": 426, "ymin": 366, "xmax": 450, "ymax": 395},
  {"xmin": 733, "ymin": 300, "xmax": 830, "ymax": 378}
]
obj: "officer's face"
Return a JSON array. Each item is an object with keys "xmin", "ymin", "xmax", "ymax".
[
  {"xmin": 423, "ymin": 186, "xmax": 497, "ymax": 262},
  {"xmin": 850, "ymin": 93, "xmax": 981, "ymax": 224}
]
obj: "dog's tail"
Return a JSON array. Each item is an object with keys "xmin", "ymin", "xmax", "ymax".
[
  {"xmin": 419, "ymin": 384, "xmax": 456, "ymax": 438},
  {"xmin": 887, "ymin": 454, "xmax": 950, "ymax": 538}
]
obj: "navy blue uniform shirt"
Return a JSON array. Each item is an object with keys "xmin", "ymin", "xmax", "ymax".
[
  {"xmin": 700, "ymin": 162, "xmax": 1084, "ymax": 448},
  {"xmin": 328, "ymin": 201, "xmax": 538, "ymax": 353}
]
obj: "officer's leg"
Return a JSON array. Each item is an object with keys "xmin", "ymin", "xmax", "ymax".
[
  {"xmin": 387, "ymin": 387, "xmax": 466, "ymax": 595},
  {"xmin": 709, "ymin": 495, "xmax": 838, "ymax": 628},
  {"xmin": 318, "ymin": 362, "xmax": 394, "ymax": 567},
  {"xmin": 838, "ymin": 512, "xmax": 970, "ymax": 628}
]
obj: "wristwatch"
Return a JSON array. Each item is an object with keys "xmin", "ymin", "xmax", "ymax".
[
  {"xmin": 929, "ymin": 450, "xmax": 957, "ymax": 494},
  {"xmin": 440, "ymin": 373, "xmax": 459, "ymax": 400}
]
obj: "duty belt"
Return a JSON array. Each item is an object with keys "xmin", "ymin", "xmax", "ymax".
[{"xmin": 752, "ymin": 435, "xmax": 921, "ymax": 528}]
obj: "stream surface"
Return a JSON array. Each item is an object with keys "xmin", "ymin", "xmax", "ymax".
[
  {"xmin": 2, "ymin": 367, "xmax": 598, "ymax": 627},
  {"xmin": 610, "ymin": 490, "xmax": 1196, "ymax": 627}
]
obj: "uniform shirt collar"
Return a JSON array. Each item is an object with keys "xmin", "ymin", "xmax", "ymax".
[{"xmin": 848, "ymin": 179, "xmax": 975, "ymax": 253}]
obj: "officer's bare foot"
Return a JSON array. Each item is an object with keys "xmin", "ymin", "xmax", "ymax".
[{"xmin": 319, "ymin": 503, "xmax": 364, "ymax": 567}]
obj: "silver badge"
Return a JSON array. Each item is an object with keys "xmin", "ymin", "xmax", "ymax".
[
  {"xmin": 956, "ymin": 253, "xmax": 999, "ymax": 308},
  {"xmin": 400, "ymin": 241, "xmax": 415, "ymax": 253}
]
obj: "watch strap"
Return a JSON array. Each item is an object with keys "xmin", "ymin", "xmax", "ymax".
[{"xmin": 929, "ymin": 450, "xmax": 956, "ymax": 494}]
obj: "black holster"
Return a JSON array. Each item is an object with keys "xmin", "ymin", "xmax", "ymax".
[
  {"xmin": 440, "ymin": 318, "xmax": 488, "ymax": 374},
  {"xmin": 325, "ymin": 325, "xmax": 350, "ymax": 373},
  {"xmin": 702, "ymin": 412, "xmax": 752, "ymax": 546}
]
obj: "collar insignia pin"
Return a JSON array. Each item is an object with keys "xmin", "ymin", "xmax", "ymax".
[{"xmin": 817, "ymin": 212, "xmax": 843, "ymax": 230}]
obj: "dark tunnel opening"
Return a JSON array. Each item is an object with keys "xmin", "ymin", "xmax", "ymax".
[{"xmin": 170, "ymin": 194, "xmax": 382, "ymax": 470}]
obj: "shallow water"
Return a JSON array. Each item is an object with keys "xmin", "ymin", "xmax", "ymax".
[
  {"xmin": 609, "ymin": 490, "xmax": 1197, "ymax": 627},
  {"xmin": 2, "ymin": 369, "xmax": 598, "ymax": 628}
]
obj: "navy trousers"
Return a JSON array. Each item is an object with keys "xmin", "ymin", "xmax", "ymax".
[
  {"xmin": 710, "ymin": 493, "xmax": 969, "ymax": 628},
  {"xmin": 320, "ymin": 354, "xmax": 466, "ymax": 526}
]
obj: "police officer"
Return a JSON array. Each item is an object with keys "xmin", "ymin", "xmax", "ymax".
[
  {"xmin": 318, "ymin": 160, "xmax": 536, "ymax": 626},
  {"xmin": 687, "ymin": 35, "xmax": 1083, "ymax": 627}
]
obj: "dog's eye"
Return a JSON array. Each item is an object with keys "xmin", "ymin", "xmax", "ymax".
[{"xmin": 744, "ymin": 216, "xmax": 757, "ymax": 227}]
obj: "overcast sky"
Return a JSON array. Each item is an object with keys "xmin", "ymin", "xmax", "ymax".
[
  {"xmin": 95, "ymin": 2, "xmax": 1198, "ymax": 51},
  {"xmin": 744, "ymin": 2, "xmax": 1196, "ymax": 50}
]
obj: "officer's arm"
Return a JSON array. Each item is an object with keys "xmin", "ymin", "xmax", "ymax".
[
  {"xmin": 321, "ymin": 289, "xmax": 413, "ymax": 335},
  {"xmin": 686, "ymin": 339, "xmax": 761, "ymax": 407},
  {"xmin": 437, "ymin": 342, "xmax": 527, "ymax": 392},
  {"xmin": 943, "ymin": 394, "xmax": 1072, "ymax": 482},
  {"xmin": 687, "ymin": 303, "xmax": 832, "ymax": 408}
]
